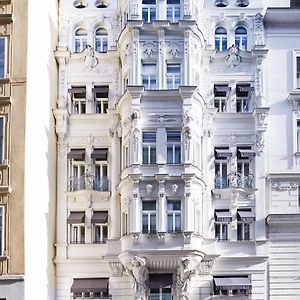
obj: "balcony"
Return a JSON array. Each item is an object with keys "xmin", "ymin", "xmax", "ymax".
[
  {"xmin": 68, "ymin": 174, "xmax": 109, "ymax": 192},
  {"xmin": 214, "ymin": 172, "xmax": 254, "ymax": 189}
]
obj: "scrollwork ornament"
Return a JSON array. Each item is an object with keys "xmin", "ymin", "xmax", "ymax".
[
  {"xmin": 254, "ymin": 13, "xmax": 264, "ymax": 46},
  {"xmin": 57, "ymin": 134, "xmax": 67, "ymax": 157},
  {"xmin": 256, "ymin": 131, "xmax": 265, "ymax": 155}
]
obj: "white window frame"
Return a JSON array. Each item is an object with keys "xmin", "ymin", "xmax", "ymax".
[
  {"xmin": 69, "ymin": 160, "xmax": 86, "ymax": 191},
  {"xmin": 167, "ymin": 0, "xmax": 181, "ymax": 23},
  {"xmin": 0, "ymin": 117, "xmax": 5, "ymax": 164},
  {"xmin": 149, "ymin": 287, "xmax": 172, "ymax": 299},
  {"xmin": 215, "ymin": 160, "xmax": 228, "ymax": 189},
  {"xmin": 142, "ymin": 131, "xmax": 156, "ymax": 164},
  {"xmin": 0, "ymin": 37, "xmax": 8, "ymax": 78},
  {"xmin": 94, "ymin": 28, "xmax": 108, "ymax": 52},
  {"xmin": 293, "ymin": 50, "xmax": 300, "ymax": 91},
  {"xmin": 142, "ymin": 0, "xmax": 156, "ymax": 22},
  {"xmin": 70, "ymin": 87, "xmax": 86, "ymax": 114},
  {"xmin": 166, "ymin": 63, "xmax": 181, "ymax": 89},
  {"xmin": 215, "ymin": 27, "xmax": 227, "ymax": 52},
  {"xmin": 74, "ymin": 28, "xmax": 87, "ymax": 53},
  {"xmin": 215, "ymin": 222, "xmax": 228, "ymax": 241},
  {"xmin": 0, "ymin": 206, "xmax": 4, "ymax": 256},
  {"xmin": 93, "ymin": 223, "xmax": 108, "ymax": 243},
  {"xmin": 69, "ymin": 223, "xmax": 85, "ymax": 244},
  {"xmin": 167, "ymin": 130, "xmax": 181, "ymax": 164},
  {"xmin": 167, "ymin": 200, "xmax": 182, "ymax": 232},
  {"xmin": 237, "ymin": 222, "xmax": 250, "ymax": 241},
  {"xmin": 142, "ymin": 200, "xmax": 157, "ymax": 233},
  {"xmin": 142, "ymin": 63, "xmax": 157, "ymax": 90},
  {"xmin": 94, "ymin": 161, "xmax": 108, "ymax": 191},
  {"xmin": 235, "ymin": 26, "xmax": 248, "ymax": 51}
]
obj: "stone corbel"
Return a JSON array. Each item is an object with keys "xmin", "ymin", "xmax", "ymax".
[
  {"xmin": 287, "ymin": 92, "xmax": 300, "ymax": 113},
  {"xmin": 53, "ymin": 109, "xmax": 69, "ymax": 157},
  {"xmin": 256, "ymin": 130, "xmax": 265, "ymax": 156}
]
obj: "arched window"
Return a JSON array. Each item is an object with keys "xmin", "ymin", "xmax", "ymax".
[
  {"xmin": 74, "ymin": 28, "xmax": 87, "ymax": 53},
  {"xmin": 215, "ymin": 27, "xmax": 227, "ymax": 52},
  {"xmin": 94, "ymin": 28, "xmax": 108, "ymax": 52},
  {"xmin": 235, "ymin": 26, "xmax": 247, "ymax": 51}
]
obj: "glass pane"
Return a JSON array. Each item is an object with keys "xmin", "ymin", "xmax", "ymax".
[
  {"xmin": 76, "ymin": 28, "xmax": 87, "ymax": 36},
  {"xmin": 167, "ymin": 8, "xmax": 173, "ymax": 21},
  {"xmin": 102, "ymin": 225, "xmax": 108, "ymax": 240},
  {"xmin": 142, "ymin": 215, "xmax": 148, "ymax": 232},
  {"xmin": 215, "ymin": 38, "xmax": 220, "ymax": 51},
  {"xmin": 244, "ymin": 223, "xmax": 250, "ymax": 240},
  {"xmin": 150, "ymin": 147, "xmax": 156, "ymax": 163},
  {"xmin": 167, "ymin": 214, "xmax": 173, "ymax": 231},
  {"xmin": 167, "ymin": 200, "xmax": 181, "ymax": 210},
  {"xmin": 167, "ymin": 0, "xmax": 180, "ymax": 3},
  {"xmin": 167, "ymin": 146, "xmax": 173, "ymax": 164},
  {"xmin": 143, "ymin": 0, "xmax": 156, "ymax": 3},
  {"xmin": 167, "ymin": 64, "xmax": 180, "ymax": 73},
  {"xmin": 215, "ymin": 27, "xmax": 227, "ymax": 34},
  {"xmin": 142, "ymin": 9, "xmax": 148, "ymax": 22},
  {"xmin": 167, "ymin": 131, "xmax": 181, "ymax": 142},
  {"xmin": 235, "ymin": 26, "xmax": 247, "ymax": 34},
  {"xmin": 215, "ymin": 224, "xmax": 220, "ymax": 239},
  {"xmin": 150, "ymin": 214, "xmax": 156, "ymax": 232},
  {"xmin": 143, "ymin": 132, "xmax": 156, "ymax": 142},
  {"xmin": 237, "ymin": 223, "xmax": 243, "ymax": 240},
  {"xmin": 0, "ymin": 38, "xmax": 5, "ymax": 78},
  {"xmin": 103, "ymin": 40, "xmax": 108, "ymax": 51},
  {"xmin": 150, "ymin": 8, "xmax": 156, "ymax": 21},
  {"xmin": 150, "ymin": 77, "xmax": 157, "ymax": 89},
  {"xmin": 222, "ymin": 38, "xmax": 227, "ymax": 51},
  {"xmin": 175, "ymin": 214, "xmax": 181, "ymax": 231},
  {"xmin": 142, "ymin": 201, "xmax": 156, "ymax": 211},
  {"xmin": 80, "ymin": 226, "xmax": 85, "ymax": 243},
  {"xmin": 175, "ymin": 146, "xmax": 181, "ymax": 163},
  {"xmin": 95, "ymin": 225, "xmax": 101, "ymax": 242},
  {"xmin": 143, "ymin": 147, "xmax": 148, "ymax": 164},
  {"xmin": 222, "ymin": 224, "xmax": 227, "ymax": 240}
]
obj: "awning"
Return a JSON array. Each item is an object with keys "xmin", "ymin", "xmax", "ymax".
[
  {"xmin": 67, "ymin": 212, "xmax": 85, "ymax": 224},
  {"xmin": 214, "ymin": 277, "xmax": 251, "ymax": 290},
  {"xmin": 67, "ymin": 149, "xmax": 85, "ymax": 160},
  {"xmin": 214, "ymin": 86, "xmax": 231, "ymax": 93},
  {"xmin": 91, "ymin": 148, "xmax": 108, "ymax": 160},
  {"xmin": 215, "ymin": 148, "xmax": 232, "ymax": 159},
  {"xmin": 92, "ymin": 87, "xmax": 109, "ymax": 97},
  {"xmin": 238, "ymin": 211, "xmax": 255, "ymax": 222},
  {"xmin": 71, "ymin": 278, "xmax": 109, "ymax": 293},
  {"xmin": 68, "ymin": 87, "xmax": 86, "ymax": 94},
  {"xmin": 149, "ymin": 274, "xmax": 173, "ymax": 288},
  {"xmin": 238, "ymin": 149, "xmax": 255, "ymax": 158},
  {"xmin": 215, "ymin": 211, "xmax": 232, "ymax": 223},
  {"xmin": 91, "ymin": 211, "xmax": 108, "ymax": 224},
  {"xmin": 237, "ymin": 86, "xmax": 254, "ymax": 93}
]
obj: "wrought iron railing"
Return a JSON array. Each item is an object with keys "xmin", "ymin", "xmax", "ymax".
[
  {"xmin": 68, "ymin": 174, "xmax": 109, "ymax": 192},
  {"xmin": 215, "ymin": 172, "xmax": 254, "ymax": 189}
]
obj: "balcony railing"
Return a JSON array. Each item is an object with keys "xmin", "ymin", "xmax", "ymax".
[
  {"xmin": 68, "ymin": 174, "xmax": 109, "ymax": 192},
  {"xmin": 215, "ymin": 172, "xmax": 253, "ymax": 189}
]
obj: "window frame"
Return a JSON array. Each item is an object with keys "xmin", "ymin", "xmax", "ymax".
[
  {"xmin": 166, "ymin": 63, "xmax": 181, "ymax": 89},
  {"xmin": 149, "ymin": 287, "xmax": 172, "ymax": 300},
  {"xmin": 293, "ymin": 50, "xmax": 300, "ymax": 91},
  {"xmin": 215, "ymin": 160, "xmax": 228, "ymax": 189},
  {"xmin": 142, "ymin": 0, "xmax": 156, "ymax": 22},
  {"xmin": 69, "ymin": 86, "xmax": 87, "ymax": 114},
  {"xmin": 69, "ymin": 223, "xmax": 85, "ymax": 244},
  {"xmin": 167, "ymin": 199, "xmax": 182, "ymax": 233},
  {"xmin": 0, "ymin": 37, "xmax": 8, "ymax": 79},
  {"xmin": 68, "ymin": 153, "xmax": 86, "ymax": 192},
  {"xmin": 236, "ymin": 84, "xmax": 252, "ymax": 113},
  {"xmin": 74, "ymin": 28, "xmax": 88, "ymax": 53},
  {"xmin": 166, "ymin": 0, "xmax": 181, "ymax": 23},
  {"xmin": 142, "ymin": 131, "xmax": 157, "ymax": 164},
  {"xmin": 93, "ymin": 85, "xmax": 109, "ymax": 114},
  {"xmin": 142, "ymin": 200, "xmax": 157, "ymax": 234},
  {"xmin": 166, "ymin": 130, "xmax": 181, "ymax": 164},
  {"xmin": 215, "ymin": 27, "xmax": 228, "ymax": 52},
  {"xmin": 235, "ymin": 26, "xmax": 248, "ymax": 51},
  {"xmin": 142, "ymin": 63, "xmax": 157, "ymax": 90},
  {"xmin": 93, "ymin": 223, "xmax": 108, "ymax": 243},
  {"xmin": 214, "ymin": 84, "xmax": 230, "ymax": 112},
  {"xmin": 94, "ymin": 27, "xmax": 108, "ymax": 53}
]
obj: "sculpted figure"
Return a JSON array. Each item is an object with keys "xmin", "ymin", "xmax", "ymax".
[
  {"xmin": 83, "ymin": 45, "xmax": 98, "ymax": 70},
  {"xmin": 225, "ymin": 44, "xmax": 241, "ymax": 67}
]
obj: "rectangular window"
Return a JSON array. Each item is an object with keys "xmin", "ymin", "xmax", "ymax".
[
  {"xmin": 0, "ymin": 37, "xmax": 7, "ymax": 78},
  {"xmin": 237, "ymin": 209, "xmax": 255, "ymax": 241},
  {"xmin": 214, "ymin": 85, "xmax": 230, "ymax": 112},
  {"xmin": 69, "ymin": 86, "xmax": 86, "ymax": 114},
  {"xmin": 92, "ymin": 212, "xmax": 108, "ymax": 243},
  {"xmin": 297, "ymin": 120, "xmax": 300, "ymax": 152},
  {"xmin": 67, "ymin": 149, "xmax": 86, "ymax": 191},
  {"xmin": 124, "ymin": 145, "xmax": 129, "ymax": 168},
  {"xmin": 142, "ymin": 132, "xmax": 156, "ymax": 164},
  {"xmin": 0, "ymin": 117, "xmax": 4, "ymax": 164},
  {"xmin": 142, "ymin": 0, "xmax": 156, "ymax": 22},
  {"xmin": 70, "ymin": 224, "xmax": 85, "ymax": 244},
  {"xmin": 236, "ymin": 84, "xmax": 252, "ymax": 113},
  {"xmin": 215, "ymin": 209, "xmax": 231, "ymax": 241},
  {"xmin": 0, "ymin": 207, "xmax": 4, "ymax": 256},
  {"xmin": 93, "ymin": 85, "xmax": 109, "ymax": 114},
  {"xmin": 167, "ymin": 131, "xmax": 181, "ymax": 164},
  {"xmin": 142, "ymin": 200, "xmax": 156, "ymax": 233},
  {"xmin": 237, "ymin": 146, "xmax": 254, "ymax": 188},
  {"xmin": 167, "ymin": 200, "xmax": 181, "ymax": 232},
  {"xmin": 142, "ymin": 64, "xmax": 157, "ymax": 90},
  {"xmin": 166, "ymin": 63, "xmax": 181, "ymax": 89},
  {"xmin": 167, "ymin": 0, "xmax": 181, "ymax": 23}
]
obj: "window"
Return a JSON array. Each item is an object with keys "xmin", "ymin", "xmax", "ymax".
[
  {"xmin": 0, "ymin": 38, "xmax": 7, "ymax": 78},
  {"xmin": 215, "ymin": 0, "xmax": 229, "ymax": 7},
  {"xmin": 237, "ymin": 146, "xmax": 254, "ymax": 188},
  {"xmin": 0, "ymin": 117, "xmax": 5, "ymax": 164},
  {"xmin": 142, "ymin": 63, "xmax": 157, "ymax": 90},
  {"xmin": 68, "ymin": 212, "xmax": 85, "ymax": 244},
  {"xmin": 214, "ymin": 148, "xmax": 232, "ymax": 188},
  {"xmin": 166, "ymin": 63, "xmax": 181, "ymax": 89},
  {"xmin": 236, "ymin": 0, "xmax": 249, "ymax": 7},
  {"xmin": 91, "ymin": 148, "xmax": 108, "ymax": 191},
  {"xmin": 149, "ymin": 274, "xmax": 173, "ymax": 300},
  {"xmin": 68, "ymin": 149, "xmax": 86, "ymax": 191},
  {"xmin": 236, "ymin": 84, "xmax": 253, "ymax": 113},
  {"xmin": 68, "ymin": 86, "xmax": 86, "ymax": 114},
  {"xmin": 214, "ymin": 210, "xmax": 232, "ymax": 241},
  {"xmin": 142, "ymin": 0, "xmax": 156, "ymax": 22},
  {"xmin": 142, "ymin": 200, "xmax": 156, "ymax": 233},
  {"xmin": 215, "ymin": 27, "xmax": 227, "ymax": 52},
  {"xmin": 167, "ymin": 131, "xmax": 181, "ymax": 164},
  {"xmin": 214, "ymin": 85, "xmax": 230, "ymax": 112},
  {"xmin": 73, "ymin": 0, "xmax": 87, "ymax": 8},
  {"xmin": 167, "ymin": 200, "xmax": 181, "ymax": 232},
  {"xmin": 235, "ymin": 26, "xmax": 247, "ymax": 51},
  {"xmin": 92, "ymin": 211, "xmax": 108, "ymax": 243},
  {"xmin": 0, "ymin": 207, "xmax": 4, "ymax": 256},
  {"xmin": 167, "ymin": 0, "xmax": 181, "ymax": 23},
  {"xmin": 142, "ymin": 132, "xmax": 156, "ymax": 164},
  {"xmin": 237, "ymin": 209, "xmax": 255, "ymax": 241},
  {"xmin": 213, "ymin": 277, "xmax": 251, "ymax": 296},
  {"xmin": 74, "ymin": 28, "xmax": 87, "ymax": 53},
  {"xmin": 93, "ymin": 85, "xmax": 109, "ymax": 114},
  {"xmin": 94, "ymin": 28, "xmax": 108, "ymax": 52},
  {"xmin": 296, "ymin": 56, "xmax": 300, "ymax": 89}
]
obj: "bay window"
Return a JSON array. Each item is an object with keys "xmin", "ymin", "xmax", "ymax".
[
  {"xmin": 142, "ymin": 200, "xmax": 157, "ymax": 233},
  {"xmin": 167, "ymin": 0, "xmax": 181, "ymax": 23},
  {"xmin": 0, "ymin": 37, "xmax": 7, "ymax": 78},
  {"xmin": 142, "ymin": 0, "xmax": 156, "ymax": 22},
  {"xmin": 142, "ymin": 131, "xmax": 156, "ymax": 164},
  {"xmin": 215, "ymin": 27, "xmax": 227, "ymax": 52},
  {"xmin": 167, "ymin": 131, "xmax": 181, "ymax": 164},
  {"xmin": 142, "ymin": 63, "xmax": 157, "ymax": 90},
  {"xmin": 167, "ymin": 200, "xmax": 181, "ymax": 232},
  {"xmin": 74, "ymin": 28, "xmax": 87, "ymax": 53},
  {"xmin": 166, "ymin": 63, "xmax": 181, "ymax": 89}
]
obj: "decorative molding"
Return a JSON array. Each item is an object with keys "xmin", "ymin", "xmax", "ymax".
[
  {"xmin": 225, "ymin": 45, "xmax": 241, "ymax": 68},
  {"xmin": 165, "ymin": 41, "xmax": 184, "ymax": 58},
  {"xmin": 140, "ymin": 41, "xmax": 158, "ymax": 58},
  {"xmin": 256, "ymin": 131, "xmax": 265, "ymax": 155},
  {"xmin": 109, "ymin": 262, "xmax": 123, "ymax": 276},
  {"xmin": 271, "ymin": 182, "xmax": 298, "ymax": 191},
  {"xmin": 254, "ymin": 13, "xmax": 264, "ymax": 46}
]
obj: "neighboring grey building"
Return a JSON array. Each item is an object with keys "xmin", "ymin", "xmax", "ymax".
[{"xmin": 53, "ymin": 0, "xmax": 300, "ymax": 299}]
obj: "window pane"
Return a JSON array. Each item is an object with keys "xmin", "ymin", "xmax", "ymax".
[
  {"xmin": 0, "ymin": 38, "xmax": 5, "ymax": 78},
  {"xmin": 167, "ymin": 146, "xmax": 173, "ymax": 164},
  {"xmin": 142, "ymin": 147, "xmax": 148, "ymax": 164},
  {"xmin": 175, "ymin": 214, "xmax": 181, "ymax": 231},
  {"xmin": 167, "ymin": 131, "xmax": 181, "ymax": 142},
  {"xmin": 215, "ymin": 224, "xmax": 220, "ymax": 239},
  {"xmin": 237, "ymin": 223, "xmax": 243, "ymax": 240},
  {"xmin": 143, "ymin": 0, "xmax": 156, "ymax": 3},
  {"xmin": 143, "ymin": 201, "xmax": 156, "ymax": 210},
  {"xmin": 150, "ymin": 214, "xmax": 156, "ymax": 232},
  {"xmin": 150, "ymin": 147, "xmax": 156, "ymax": 163},
  {"xmin": 175, "ymin": 146, "xmax": 181, "ymax": 163},
  {"xmin": 143, "ymin": 132, "xmax": 156, "ymax": 142},
  {"xmin": 167, "ymin": 0, "xmax": 180, "ymax": 3},
  {"xmin": 244, "ymin": 223, "xmax": 250, "ymax": 240},
  {"xmin": 167, "ymin": 64, "xmax": 180, "ymax": 73},
  {"xmin": 142, "ymin": 64, "xmax": 156, "ymax": 75},
  {"xmin": 142, "ymin": 215, "xmax": 148, "ymax": 232},
  {"xmin": 167, "ymin": 200, "xmax": 181, "ymax": 210},
  {"xmin": 222, "ymin": 224, "xmax": 227, "ymax": 240},
  {"xmin": 167, "ymin": 214, "xmax": 173, "ymax": 231}
]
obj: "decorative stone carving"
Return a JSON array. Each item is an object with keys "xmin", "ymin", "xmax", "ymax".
[
  {"xmin": 176, "ymin": 257, "xmax": 202, "ymax": 300},
  {"xmin": 132, "ymin": 128, "xmax": 140, "ymax": 147},
  {"xmin": 82, "ymin": 46, "xmax": 98, "ymax": 70},
  {"xmin": 131, "ymin": 0, "xmax": 138, "ymax": 15},
  {"xmin": 166, "ymin": 41, "xmax": 184, "ymax": 58},
  {"xmin": 255, "ymin": 56, "xmax": 264, "ymax": 107},
  {"xmin": 256, "ymin": 131, "xmax": 265, "ymax": 155},
  {"xmin": 271, "ymin": 182, "xmax": 298, "ymax": 191},
  {"xmin": 172, "ymin": 184, "xmax": 179, "ymax": 194},
  {"xmin": 123, "ymin": 196, "xmax": 132, "ymax": 207},
  {"xmin": 225, "ymin": 45, "xmax": 241, "ymax": 68},
  {"xmin": 254, "ymin": 13, "xmax": 264, "ymax": 46},
  {"xmin": 109, "ymin": 262, "xmax": 123, "ymax": 276},
  {"xmin": 140, "ymin": 41, "xmax": 158, "ymax": 58},
  {"xmin": 57, "ymin": 135, "xmax": 67, "ymax": 157},
  {"xmin": 124, "ymin": 256, "xmax": 149, "ymax": 300},
  {"xmin": 183, "ymin": 0, "xmax": 191, "ymax": 17},
  {"xmin": 199, "ymin": 260, "xmax": 214, "ymax": 275},
  {"xmin": 146, "ymin": 184, "xmax": 153, "ymax": 195}
]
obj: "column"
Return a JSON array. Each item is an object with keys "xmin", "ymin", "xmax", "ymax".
[
  {"xmin": 129, "ymin": 175, "xmax": 142, "ymax": 233},
  {"xmin": 132, "ymin": 29, "xmax": 140, "ymax": 85},
  {"xmin": 183, "ymin": 29, "xmax": 191, "ymax": 85},
  {"xmin": 157, "ymin": 177, "xmax": 167, "ymax": 232},
  {"xmin": 183, "ymin": 176, "xmax": 193, "ymax": 231},
  {"xmin": 109, "ymin": 128, "xmax": 121, "ymax": 239},
  {"xmin": 158, "ymin": 28, "xmax": 165, "ymax": 89}
]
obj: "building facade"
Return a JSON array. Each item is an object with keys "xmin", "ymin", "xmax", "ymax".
[{"xmin": 54, "ymin": 0, "xmax": 300, "ymax": 300}]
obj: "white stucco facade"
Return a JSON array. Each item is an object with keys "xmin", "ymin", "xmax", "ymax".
[{"xmin": 53, "ymin": 1, "xmax": 300, "ymax": 300}]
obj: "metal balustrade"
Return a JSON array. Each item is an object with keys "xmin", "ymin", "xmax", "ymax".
[
  {"xmin": 215, "ymin": 172, "xmax": 254, "ymax": 189},
  {"xmin": 68, "ymin": 174, "xmax": 109, "ymax": 192}
]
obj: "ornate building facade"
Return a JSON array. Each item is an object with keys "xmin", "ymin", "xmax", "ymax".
[{"xmin": 53, "ymin": 0, "xmax": 300, "ymax": 300}]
